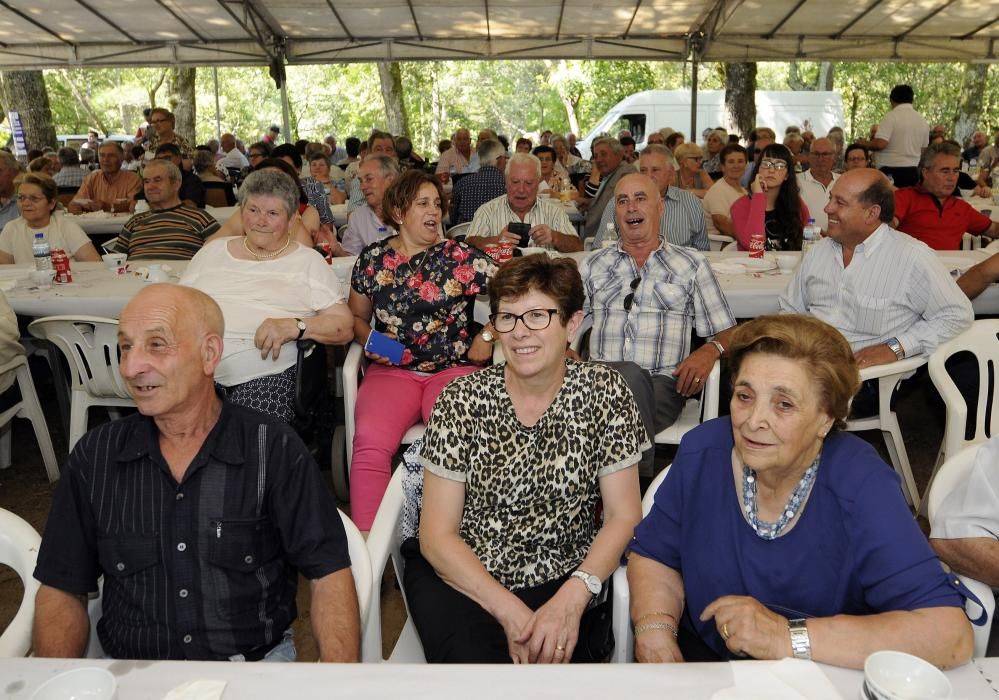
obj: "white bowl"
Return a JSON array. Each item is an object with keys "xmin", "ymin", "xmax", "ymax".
[
  {"xmin": 863, "ymin": 650, "xmax": 951, "ymax": 700},
  {"xmin": 101, "ymin": 253, "xmax": 127, "ymax": 270},
  {"xmin": 29, "ymin": 270, "xmax": 55, "ymax": 288},
  {"xmin": 30, "ymin": 667, "xmax": 117, "ymax": 700},
  {"xmin": 775, "ymin": 254, "xmax": 797, "ymax": 272}
]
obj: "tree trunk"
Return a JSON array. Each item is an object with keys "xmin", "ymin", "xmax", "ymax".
[
  {"xmin": 724, "ymin": 62, "xmax": 757, "ymax": 142},
  {"xmin": 817, "ymin": 62, "xmax": 834, "ymax": 91},
  {"xmin": 167, "ymin": 67, "xmax": 197, "ymax": 146},
  {"xmin": 147, "ymin": 68, "xmax": 168, "ymax": 109},
  {"xmin": 377, "ymin": 61, "xmax": 409, "ymax": 137},
  {"xmin": 787, "ymin": 62, "xmax": 808, "ymax": 91},
  {"xmin": 54, "ymin": 70, "xmax": 108, "ymax": 135},
  {"xmin": 430, "ymin": 63, "xmax": 441, "ymax": 146},
  {"xmin": 953, "ymin": 63, "xmax": 990, "ymax": 146},
  {"xmin": 0, "ymin": 70, "xmax": 57, "ymax": 152}
]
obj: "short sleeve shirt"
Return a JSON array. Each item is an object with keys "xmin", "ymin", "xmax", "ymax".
[
  {"xmin": 894, "ymin": 186, "xmax": 993, "ymax": 250},
  {"xmin": 0, "ymin": 215, "xmax": 93, "ymax": 263},
  {"xmin": 351, "ymin": 238, "xmax": 495, "ymax": 373},
  {"xmin": 420, "ymin": 361, "xmax": 647, "ymax": 590}
]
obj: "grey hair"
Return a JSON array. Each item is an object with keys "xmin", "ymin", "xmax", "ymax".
[
  {"xmin": 919, "ymin": 141, "xmax": 961, "ymax": 170},
  {"xmin": 551, "ymin": 135, "xmax": 569, "ymax": 149},
  {"xmin": 640, "ymin": 144, "xmax": 676, "ymax": 169},
  {"xmin": 237, "ymin": 168, "xmax": 299, "ymax": 219},
  {"xmin": 361, "ymin": 153, "xmax": 401, "ymax": 179},
  {"xmin": 593, "ymin": 136, "xmax": 623, "ymax": 155},
  {"xmin": 144, "ymin": 158, "xmax": 181, "ymax": 183},
  {"xmin": 506, "ymin": 152, "xmax": 542, "ymax": 178},
  {"xmin": 708, "ymin": 129, "xmax": 728, "ymax": 142},
  {"xmin": 478, "ymin": 139, "xmax": 507, "ymax": 167}
]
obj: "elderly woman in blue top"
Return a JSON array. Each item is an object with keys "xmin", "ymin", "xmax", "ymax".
[{"xmin": 627, "ymin": 314, "xmax": 973, "ymax": 669}]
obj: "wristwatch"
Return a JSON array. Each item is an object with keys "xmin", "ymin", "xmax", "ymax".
[
  {"xmin": 295, "ymin": 318, "xmax": 307, "ymax": 340},
  {"xmin": 570, "ymin": 570, "xmax": 602, "ymax": 598},
  {"xmin": 885, "ymin": 336, "xmax": 905, "ymax": 361},
  {"xmin": 709, "ymin": 339, "xmax": 726, "ymax": 358},
  {"xmin": 481, "ymin": 327, "xmax": 495, "ymax": 344},
  {"xmin": 788, "ymin": 618, "xmax": 812, "ymax": 660}
]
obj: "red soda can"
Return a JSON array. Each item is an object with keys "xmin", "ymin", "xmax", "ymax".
[
  {"xmin": 748, "ymin": 232, "xmax": 766, "ymax": 259},
  {"xmin": 51, "ymin": 249, "xmax": 72, "ymax": 283},
  {"xmin": 497, "ymin": 241, "xmax": 515, "ymax": 263}
]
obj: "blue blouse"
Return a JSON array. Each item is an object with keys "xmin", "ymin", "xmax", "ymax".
[{"xmin": 629, "ymin": 417, "xmax": 964, "ymax": 660}]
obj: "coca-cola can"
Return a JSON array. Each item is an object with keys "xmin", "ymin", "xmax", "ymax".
[{"xmin": 51, "ymin": 249, "xmax": 72, "ymax": 283}]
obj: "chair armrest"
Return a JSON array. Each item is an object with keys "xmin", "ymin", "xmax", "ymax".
[
  {"xmin": 609, "ymin": 566, "xmax": 632, "ymax": 663},
  {"xmin": 343, "ymin": 342, "xmax": 367, "ymax": 468},
  {"xmin": 858, "ymin": 354, "xmax": 928, "ymax": 382}
]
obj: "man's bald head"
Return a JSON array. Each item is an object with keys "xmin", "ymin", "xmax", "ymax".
[{"xmin": 125, "ymin": 283, "xmax": 224, "ymax": 338}]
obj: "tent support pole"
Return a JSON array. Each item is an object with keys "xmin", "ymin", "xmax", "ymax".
[
  {"xmin": 212, "ymin": 67, "xmax": 222, "ymax": 143},
  {"xmin": 690, "ymin": 57, "xmax": 699, "ymax": 142},
  {"xmin": 280, "ymin": 76, "xmax": 292, "ymax": 144}
]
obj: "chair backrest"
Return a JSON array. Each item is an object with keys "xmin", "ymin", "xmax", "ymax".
[
  {"xmin": 0, "ymin": 508, "xmax": 42, "ymax": 657},
  {"xmin": 641, "ymin": 465, "xmax": 670, "ymax": 515},
  {"xmin": 27, "ymin": 316, "xmax": 131, "ymax": 400},
  {"xmin": 928, "ymin": 320, "xmax": 999, "ymax": 461},
  {"xmin": 339, "ymin": 509, "xmax": 373, "ymax": 628},
  {"xmin": 445, "ymin": 222, "xmax": 472, "ymax": 240}
]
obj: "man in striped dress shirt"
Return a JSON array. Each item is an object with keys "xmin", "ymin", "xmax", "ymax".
[
  {"xmin": 32, "ymin": 284, "xmax": 360, "ymax": 661},
  {"xmin": 112, "ymin": 160, "xmax": 220, "ymax": 260},
  {"xmin": 779, "ymin": 168, "xmax": 972, "ymax": 369}
]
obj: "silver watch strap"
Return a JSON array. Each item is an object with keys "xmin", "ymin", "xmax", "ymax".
[{"xmin": 788, "ymin": 618, "xmax": 811, "ymax": 660}]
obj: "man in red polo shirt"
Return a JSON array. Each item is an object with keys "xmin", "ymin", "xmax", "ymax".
[{"xmin": 894, "ymin": 142, "xmax": 998, "ymax": 250}]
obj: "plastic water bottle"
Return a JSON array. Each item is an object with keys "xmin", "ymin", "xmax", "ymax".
[
  {"xmin": 991, "ymin": 166, "xmax": 999, "ymax": 205},
  {"xmin": 32, "ymin": 232, "xmax": 51, "ymax": 271},
  {"xmin": 969, "ymin": 158, "xmax": 979, "ymax": 179},
  {"xmin": 802, "ymin": 218, "xmax": 819, "ymax": 256},
  {"xmin": 600, "ymin": 222, "xmax": 617, "ymax": 249}
]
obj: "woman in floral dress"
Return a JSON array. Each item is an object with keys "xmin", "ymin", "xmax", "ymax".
[{"xmin": 348, "ymin": 169, "xmax": 497, "ymax": 531}]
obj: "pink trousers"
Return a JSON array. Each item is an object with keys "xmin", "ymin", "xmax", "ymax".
[{"xmin": 349, "ymin": 363, "xmax": 478, "ymax": 530}]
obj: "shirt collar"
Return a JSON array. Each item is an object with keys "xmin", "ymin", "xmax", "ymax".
[
  {"xmin": 116, "ymin": 391, "xmax": 245, "ymax": 468},
  {"xmin": 854, "ymin": 222, "xmax": 891, "ymax": 256}
]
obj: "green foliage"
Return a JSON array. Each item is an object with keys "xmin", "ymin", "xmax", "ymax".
[{"xmin": 21, "ymin": 60, "xmax": 997, "ymax": 155}]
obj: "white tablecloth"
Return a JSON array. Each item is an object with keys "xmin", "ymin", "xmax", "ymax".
[
  {"xmin": 0, "ymin": 657, "xmax": 991, "ymax": 699},
  {"xmin": 967, "ymin": 195, "xmax": 999, "ymax": 222}
]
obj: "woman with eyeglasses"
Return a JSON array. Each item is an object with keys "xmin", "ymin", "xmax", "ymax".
[
  {"xmin": 0, "ymin": 173, "xmax": 100, "ymax": 264},
  {"xmin": 730, "ymin": 143, "xmax": 810, "ymax": 251},
  {"xmin": 673, "ymin": 143, "xmax": 712, "ymax": 198},
  {"xmin": 406, "ymin": 253, "xmax": 644, "ymax": 663}
]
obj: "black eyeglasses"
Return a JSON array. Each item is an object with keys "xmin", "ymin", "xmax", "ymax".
[
  {"xmin": 623, "ymin": 276, "xmax": 641, "ymax": 311},
  {"xmin": 490, "ymin": 308, "xmax": 559, "ymax": 333}
]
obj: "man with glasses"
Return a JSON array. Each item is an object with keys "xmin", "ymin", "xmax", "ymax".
[
  {"xmin": 580, "ymin": 172, "xmax": 735, "ymax": 477},
  {"xmin": 796, "ymin": 137, "xmax": 839, "ymax": 234}
]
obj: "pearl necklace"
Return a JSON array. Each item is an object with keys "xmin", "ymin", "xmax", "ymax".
[
  {"xmin": 741, "ymin": 451, "xmax": 820, "ymax": 541},
  {"xmin": 242, "ymin": 234, "xmax": 291, "ymax": 260}
]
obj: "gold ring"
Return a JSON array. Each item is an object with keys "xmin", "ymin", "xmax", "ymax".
[
  {"xmin": 694, "ymin": 377, "xmax": 701, "ymax": 383},
  {"xmin": 556, "ymin": 644, "xmax": 566, "ymax": 651},
  {"xmin": 722, "ymin": 623, "xmax": 730, "ymax": 640}
]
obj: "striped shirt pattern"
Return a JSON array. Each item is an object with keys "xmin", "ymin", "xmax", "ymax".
[
  {"xmin": 778, "ymin": 223, "xmax": 973, "ymax": 355},
  {"xmin": 467, "ymin": 193, "xmax": 577, "ymax": 242},
  {"xmin": 33, "ymin": 401, "xmax": 350, "ymax": 660},
  {"xmin": 581, "ymin": 242, "xmax": 736, "ymax": 375},
  {"xmin": 118, "ymin": 204, "xmax": 221, "ymax": 260},
  {"xmin": 594, "ymin": 186, "xmax": 709, "ymax": 250}
]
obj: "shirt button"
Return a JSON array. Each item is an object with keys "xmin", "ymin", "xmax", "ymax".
[
  {"xmin": 183, "ymin": 634, "xmax": 192, "ymax": 644},
  {"xmin": 244, "ymin": 555, "xmax": 254, "ymax": 565},
  {"xmin": 115, "ymin": 562, "xmax": 125, "ymax": 571},
  {"xmin": 179, "ymin": 589, "xmax": 188, "ymax": 598},
  {"xmin": 177, "ymin": 542, "xmax": 186, "ymax": 552},
  {"xmin": 175, "ymin": 492, "xmax": 184, "ymax": 500}
]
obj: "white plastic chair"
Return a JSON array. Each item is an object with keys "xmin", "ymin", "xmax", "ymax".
[
  {"xmin": 27, "ymin": 316, "xmax": 134, "ymax": 451},
  {"xmin": 0, "ymin": 508, "xmax": 42, "ymax": 657},
  {"xmin": 610, "ymin": 465, "xmax": 670, "ymax": 663},
  {"xmin": 0, "ymin": 355, "xmax": 59, "ymax": 482},
  {"xmin": 85, "ymin": 509, "xmax": 371, "ymax": 660},
  {"xmin": 928, "ymin": 320, "xmax": 999, "ymax": 466},
  {"xmin": 445, "ymin": 221, "xmax": 472, "ymax": 240},
  {"xmin": 708, "ymin": 233, "xmax": 735, "ymax": 251},
  {"xmin": 362, "ymin": 467, "xmax": 426, "ymax": 662},
  {"xmin": 844, "ymin": 355, "xmax": 927, "ymax": 510},
  {"xmin": 926, "ymin": 444, "xmax": 995, "ymax": 657},
  {"xmin": 572, "ymin": 315, "xmax": 721, "ymax": 446}
]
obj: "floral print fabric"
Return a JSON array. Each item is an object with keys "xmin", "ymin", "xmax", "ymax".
[{"xmin": 352, "ymin": 237, "xmax": 496, "ymax": 373}]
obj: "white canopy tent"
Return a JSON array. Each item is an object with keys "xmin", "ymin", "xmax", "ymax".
[{"xmin": 0, "ymin": 0, "xmax": 993, "ymax": 69}]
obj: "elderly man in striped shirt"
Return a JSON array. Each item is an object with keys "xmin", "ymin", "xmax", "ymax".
[
  {"xmin": 111, "ymin": 159, "xmax": 220, "ymax": 260},
  {"xmin": 581, "ymin": 172, "xmax": 736, "ymax": 476},
  {"xmin": 592, "ymin": 145, "xmax": 708, "ymax": 250}
]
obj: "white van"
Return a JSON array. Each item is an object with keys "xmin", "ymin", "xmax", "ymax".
[{"xmin": 577, "ymin": 90, "xmax": 844, "ymax": 159}]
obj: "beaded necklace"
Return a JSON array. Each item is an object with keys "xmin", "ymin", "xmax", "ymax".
[
  {"xmin": 242, "ymin": 234, "xmax": 291, "ymax": 260},
  {"xmin": 741, "ymin": 451, "xmax": 820, "ymax": 540}
]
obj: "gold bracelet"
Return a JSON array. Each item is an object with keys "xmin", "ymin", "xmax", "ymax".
[
  {"xmin": 634, "ymin": 611, "xmax": 677, "ymax": 626},
  {"xmin": 634, "ymin": 622, "xmax": 678, "ymax": 639}
]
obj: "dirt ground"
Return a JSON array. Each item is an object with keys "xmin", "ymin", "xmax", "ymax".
[{"xmin": 0, "ymin": 355, "xmax": 945, "ymax": 661}]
